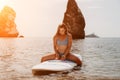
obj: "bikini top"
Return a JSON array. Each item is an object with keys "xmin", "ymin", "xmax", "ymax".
[{"xmin": 57, "ymin": 36, "xmax": 68, "ymax": 46}]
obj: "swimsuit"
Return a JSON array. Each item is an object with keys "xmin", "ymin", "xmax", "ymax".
[
  {"xmin": 57, "ymin": 35, "xmax": 68, "ymax": 46},
  {"xmin": 56, "ymin": 35, "xmax": 68, "ymax": 57}
]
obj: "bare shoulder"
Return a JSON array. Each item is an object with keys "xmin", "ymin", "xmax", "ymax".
[{"xmin": 53, "ymin": 35, "xmax": 58, "ymax": 40}]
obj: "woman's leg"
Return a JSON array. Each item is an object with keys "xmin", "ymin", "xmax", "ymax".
[
  {"xmin": 41, "ymin": 53, "xmax": 56, "ymax": 62},
  {"xmin": 66, "ymin": 53, "xmax": 82, "ymax": 66}
]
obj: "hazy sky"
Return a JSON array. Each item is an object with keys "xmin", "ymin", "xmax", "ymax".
[{"xmin": 0, "ymin": 0, "xmax": 120, "ymax": 37}]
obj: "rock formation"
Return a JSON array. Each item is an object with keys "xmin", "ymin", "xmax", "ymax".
[
  {"xmin": 86, "ymin": 33, "xmax": 99, "ymax": 38},
  {"xmin": 18, "ymin": 35, "xmax": 24, "ymax": 38},
  {"xmin": 63, "ymin": 0, "xmax": 85, "ymax": 39},
  {"xmin": 0, "ymin": 6, "xmax": 19, "ymax": 37}
]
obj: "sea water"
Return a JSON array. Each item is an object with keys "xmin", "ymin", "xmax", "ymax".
[{"xmin": 0, "ymin": 37, "xmax": 120, "ymax": 80}]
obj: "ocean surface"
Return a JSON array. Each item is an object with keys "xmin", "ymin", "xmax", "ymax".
[{"xmin": 0, "ymin": 37, "xmax": 120, "ymax": 80}]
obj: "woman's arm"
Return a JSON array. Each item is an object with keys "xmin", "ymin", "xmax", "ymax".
[
  {"xmin": 64, "ymin": 34, "xmax": 72, "ymax": 56},
  {"xmin": 53, "ymin": 36, "xmax": 60, "ymax": 59},
  {"xmin": 53, "ymin": 36, "xmax": 58, "ymax": 53}
]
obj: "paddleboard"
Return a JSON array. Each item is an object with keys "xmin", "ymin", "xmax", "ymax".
[{"xmin": 32, "ymin": 54, "xmax": 82, "ymax": 75}]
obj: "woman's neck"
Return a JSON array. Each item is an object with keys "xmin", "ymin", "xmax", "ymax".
[
  {"xmin": 59, "ymin": 34, "xmax": 66, "ymax": 37},
  {"xmin": 58, "ymin": 34, "xmax": 67, "ymax": 40}
]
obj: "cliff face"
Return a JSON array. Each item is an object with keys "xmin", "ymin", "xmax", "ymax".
[
  {"xmin": 63, "ymin": 0, "xmax": 85, "ymax": 39},
  {"xmin": 0, "ymin": 6, "xmax": 19, "ymax": 37}
]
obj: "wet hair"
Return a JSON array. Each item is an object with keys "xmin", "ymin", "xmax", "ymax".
[{"xmin": 55, "ymin": 23, "xmax": 68, "ymax": 36}]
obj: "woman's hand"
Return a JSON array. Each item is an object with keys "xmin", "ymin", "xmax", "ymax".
[
  {"xmin": 60, "ymin": 55, "xmax": 66, "ymax": 60},
  {"xmin": 55, "ymin": 53, "xmax": 60, "ymax": 60}
]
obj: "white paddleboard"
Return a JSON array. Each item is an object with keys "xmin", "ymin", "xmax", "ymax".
[{"xmin": 32, "ymin": 54, "xmax": 82, "ymax": 75}]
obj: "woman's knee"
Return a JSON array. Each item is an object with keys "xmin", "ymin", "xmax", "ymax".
[
  {"xmin": 67, "ymin": 54, "xmax": 82, "ymax": 66},
  {"xmin": 41, "ymin": 56, "xmax": 46, "ymax": 62},
  {"xmin": 41, "ymin": 53, "xmax": 56, "ymax": 62},
  {"xmin": 74, "ymin": 56, "xmax": 82, "ymax": 66},
  {"xmin": 41, "ymin": 55, "xmax": 50, "ymax": 62}
]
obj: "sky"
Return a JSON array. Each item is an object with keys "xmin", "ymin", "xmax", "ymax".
[{"xmin": 0, "ymin": 0, "xmax": 120, "ymax": 37}]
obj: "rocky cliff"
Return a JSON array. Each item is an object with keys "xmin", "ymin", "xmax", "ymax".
[
  {"xmin": 63, "ymin": 0, "xmax": 85, "ymax": 39},
  {"xmin": 0, "ymin": 6, "xmax": 19, "ymax": 37}
]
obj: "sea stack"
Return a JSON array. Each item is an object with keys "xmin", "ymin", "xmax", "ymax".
[
  {"xmin": 0, "ymin": 6, "xmax": 19, "ymax": 37},
  {"xmin": 63, "ymin": 0, "xmax": 85, "ymax": 39}
]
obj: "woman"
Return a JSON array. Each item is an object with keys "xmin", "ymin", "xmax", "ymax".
[{"xmin": 41, "ymin": 23, "xmax": 82, "ymax": 66}]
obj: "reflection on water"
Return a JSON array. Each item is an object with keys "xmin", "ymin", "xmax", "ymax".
[
  {"xmin": 0, "ymin": 38, "xmax": 16, "ymax": 59},
  {"xmin": 0, "ymin": 37, "xmax": 120, "ymax": 80}
]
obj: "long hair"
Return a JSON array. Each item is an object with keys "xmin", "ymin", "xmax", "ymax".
[{"xmin": 54, "ymin": 23, "xmax": 68, "ymax": 37}]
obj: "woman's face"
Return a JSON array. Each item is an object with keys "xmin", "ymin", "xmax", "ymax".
[{"xmin": 59, "ymin": 28, "xmax": 66, "ymax": 35}]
